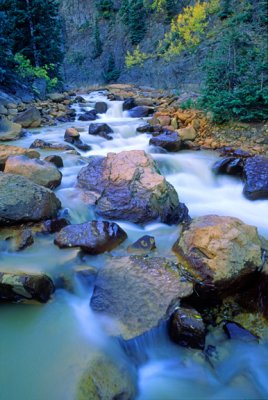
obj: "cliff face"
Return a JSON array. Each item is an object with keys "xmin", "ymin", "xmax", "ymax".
[{"xmin": 59, "ymin": 0, "xmax": 204, "ymax": 90}]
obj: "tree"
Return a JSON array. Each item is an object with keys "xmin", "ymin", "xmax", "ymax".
[{"xmin": 128, "ymin": 0, "xmax": 147, "ymax": 45}]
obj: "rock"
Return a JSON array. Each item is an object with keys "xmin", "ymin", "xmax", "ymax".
[
  {"xmin": 76, "ymin": 352, "xmax": 137, "ymax": 400},
  {"xmin": 88, "ymin": 123, "xmax": 113, "ymax": 140},
  {"xmin": 169, "ymin": 307, "xmax": 206, "ymax": 349},
  {"xmin": 64, "ymin": 127, "xmax": 80, "ymax": 140},
  {"xmin": 90, "ymin": 256, "xmax": 193, "ymax": 340},
  {"xmin": 123, "ymin": 97, "xmax": 137, "ymax": 111},
  {"xmin": 14, "ymin": 106, "xmax": 41, "ymax": 128},
  {"xmin": 48, "ymin": 93, "xmax": 66, "ymax": 102},
  {"xmin": 0, "ymin": 144, "xmax": 40, "ymax": 171},
  {"xmin": 4, "ymin": 155, "xmax": 62, "ymax": 189},
  {"xmin": 243, "ymin": 156, "xmax": 268, "ymax": 200},
  {"xmin": 212, "ymin": 157, "xmax": 244, "ymax": 177},
  {"xmin": 223, "ymin": 321, "xmax": 259, "ymax": 343},
  {"xmin": 74, "ymin": 266, "xmax": 97, "ymax": 287},
  {"xmin": 54, "ymin": 220, "xmax": 127, "ymax": 254},
  {"xmin": 30, "ymin": 139, "xmax": 77, "ymax": 152},
  {"xmin": 41, "ymin": 218, "xmax": 69, "ymax": 233},
  {"xmin": 177, "ymin": 126, "xmax": 197, "ymax": 141},
  {"xmin": 136, "ymin": 124, "xmax": 163, "ymax": 134},
  {"xmin": 64, "ymin": 128, "xmax": 91, "ymax": 151},
  {"xmin": 78, "ymin": 110, "xmax": 98, "ymax": 121},
  {"xmin": 0, "ymin": 227, "xmax": 34, "ymax": 252},
  {"xmin": 0, "ymin": 105, "xmax": 8, "ymax": 115},
  {"xmin": 0, "ymin": 173, "xmax": 61, "ymax": 225},
  {"xmin": 0, "ymin": 272, "xmax": 54, "ymax": 303},
  {"xmin": 44, "ymin": 155, "xmax": 64, "ymax": 168},
  {"xmin": 0, "ymin": 118, "xmax": 22, "ymax": 141},
  {"xmin": 128, "ymin": 106, "xmax": 154, "ymax": 118},
  {"xmin": 172, "ymin": 215, "xmax": 263, "ymax": 296},
  {"xmin": 77, "ymin": 150, "xmax": 187, "ymax": 224},
  {"xmin": 33, "ymin": 77, "xmax": 47, "ymax": 100},
  {"xmin": 127, "ymin": 235, "xmax": 156, "ymax": 254},
  {"xmin": 157, "ymin": 115, "xmax": 171, "ymax": 126},
  {"xmin": 74, "ymin": 95, "xmax": 86, "ymax": 103},
  {"xmin": 149, "ymin": 131, "xmax": 182, "ymax": 152},
  {"xmin": 94, "ymin": 101, "xmax": 108, "ymax": 114}
]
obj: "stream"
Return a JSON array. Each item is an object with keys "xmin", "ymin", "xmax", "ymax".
[{"xmin": 1, "ymin": 91, "xmax": 268, "ymax": 400}]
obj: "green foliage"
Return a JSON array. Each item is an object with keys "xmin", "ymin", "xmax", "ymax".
[
  {"xmin": 0, "ymin": 0, "xmax": 62, "ymax": 84},
  {"xmin": 97, "ymin": 0, "xmax": 114, "ymax": 19},
  {"xmin": 180, "ymin": 98, "xmax": 196, "ymax": 110},
  {"xmin": 14, "ymin": 53, "xmax": 58, "ymax": 91},
  {"xmin": 103, "ymin": 55, "xmax": 120, "ymax": 83},
  {"xmin": 200, "ymin": 0, "xmax": 268, "ymax": 122},
  {"xmin": 120, "ymin": 0, "xmax": 147, "ymax": 45},
  {"xmin": 125, "ymin": 46, "xmax": 150, "ymax": 68}
]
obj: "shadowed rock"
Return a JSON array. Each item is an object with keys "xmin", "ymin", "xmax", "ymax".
[
  {"xmin": 243, "ymin": 156, "xmax": 268, "ymax": 200},
  {"xmin": 14, "ymin": 106, "xmax": 41, "ymax": 128},
  {"xmin": 88, "ymin": 123, "xmax": 113, "ymax": 140},
  {"xmin": 90, "ymin": 255, "xmax": 193, "ymax": 340},
  {"xmin": 0, "ymin": 272, "xmax": 54, "ymax": 303},
  {"xmin": 0, "ymin": 173, "xmax": 61, "ymax": 225},
  {"xmin": 54, "ymin": 220, "xmax": 127, "ymax": 254},
  {"xmin": 149, "ymin": 131, "xmax": 182, "ymax": 152}
]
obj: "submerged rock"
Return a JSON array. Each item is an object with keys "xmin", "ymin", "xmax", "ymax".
[
  {"xmin": 77, "ymin": 150, "xmax": 187, "ymax": 224},
  {"xmin": 88, "ymin": 123, "xmax": 113, "ymax": 140},
  {"xmin": 0, "ymin": 118, "xmax": 22, "ymax": 141},
  {"xmin": 4, "ymin": 155, "xmax": 62, "ymax": 189},
  {"xmin": 76, "ymin": 352, "xmax": 137, "ymax": 400},
  {"xmin": 223, "ymin": 321, "xmax": 259, "ymax": 343},
  {"xmin": 0, "ymin": 144, "xmax": 39, "ymax": 170},
  {"xmin": 169, "ymin": 307, "xmax": 206, "ymax": 349},
  {"xmin": 54, "ymin": 220, "xmax": 127, "ymax": 254},
  {"xmin": 14, "ymin": 106, "xmax": 41, "ymax": 128},
  {"xmin": 0, "ymin": 226, "xmax": 34, "ymax": 252},
  {"xmin": 30, "ymin": 139, "xmax": 77, "ymax": 152},
  {"xmin": 0, "ymin": 272, "xmax": 54, "ymax": 303},
  {"xmin": 44, "ymin": 155, "xmax": 64, "ymax": 168},
  {"xmin": 0, "ymin": 173, "xmax": 61, "ymax": 225},
  {"xmin": 172, "ymin": 215, "xmax": 263, "ymax": 296},
  {"xmin": 123, "ymin": 97, "xmax": 137, "ymax": 111},
  {"xmin": 149, "ymin": 131, "xmax": 181, "ymax": 152},
  {"xmin": 127, "ymin": 235, "xmax": 156, "ymax": 254},
  {"xmin": 90, "ymin": 256, "xmax": 193, "ymax": 340},
  {"xmin": 243, "ymin": 156, "xmax": 268, "ymax": 200}
]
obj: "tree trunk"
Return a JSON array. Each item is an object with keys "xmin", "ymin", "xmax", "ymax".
[{"xmin": 25, "ymin": 0, "xmax": 40, "ymax": 67}]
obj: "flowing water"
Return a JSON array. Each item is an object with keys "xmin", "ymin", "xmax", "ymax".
[{"xmin": 1, "ymin": 92, "xmax": 268, "ymax": 400}]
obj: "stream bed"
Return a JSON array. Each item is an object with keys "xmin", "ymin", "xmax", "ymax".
[{"xmin": 1, "ymin": 92, "xmax": 268, "ymax": 400}]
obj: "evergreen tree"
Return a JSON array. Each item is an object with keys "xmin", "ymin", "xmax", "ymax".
[
  {"xmin": 128, "ymin": 0, "xmax": 147, "ymax": 45},
  {"xmin": 92, "ymin": 19, "xmax": 102, "ymax": 59},
  {"xmin": 0, "ymin": 0, "xmax": 62, "ymax": 78},
  {"xmin": 103, "ymin": 54, "xmax": 120, "ymax": 83}
]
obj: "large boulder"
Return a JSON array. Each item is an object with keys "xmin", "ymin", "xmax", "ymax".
[
  {"xmin": 54, "ymin": 220, "xmax": 127, "ymax": 254},
  {"xmin": 76, "ymin": 352, "xmax": 137, "ymax": 400},
  {"xmin": 77, "ymin": 150, "xmax": 186, "ymax": 224},
  {"xmin": 88, "ymin": 123, "xmax": 113, "ymax": 140},
  {"xmin": 122, "ymin": 97, "xmax": 137, "ymax": 111},
  {"xmin": 0, "ymin": 118, "xmax": 22, "ymax": 141},
  {"xmin": 14, "ymin": 106, "xmax": 41, "ymax": 128},
  {"xmin": 90, "ymin": 256, "xmax": 193, "ymax": 340},
  {"xmin": 0, "ymin": 173, "xmax": 61, "ymax": 225},
  {"xmin": 212, "ymin": 157, "xmax": 244, "ymax": 177},
  {"xmin": 149, "ymin": 131, "xmax": 182, "ymax": 152},
  {"xmin": 0, "ymin": 272, "xmax": 54, "ymax": 303},
  {"xmin": 243, "ymin": 156, "xmax": 268, "ymax": 200},
  {"xmin": 78, "ymin": 110, "xmax": 98, "ymax": 121},
  {"xmin": 172, "ymin": 215, "xmax": 263, "ymax": 296},
  {"xmin": 0, "ymin": 144, "xmax": 40, "ymax": 171},
  {"xmin": 4, "ymin": 155, "xmax": 62, "ymax": 189}
]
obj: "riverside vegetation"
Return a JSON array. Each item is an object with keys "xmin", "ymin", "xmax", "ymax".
[{"xmin": 0, "ymin": 1, "xmax": 268, "ymax": 400}]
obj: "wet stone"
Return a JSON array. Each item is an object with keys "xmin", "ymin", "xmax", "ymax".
[
  {"xmin": 223, "ymin": 321, "xmax": 259, "ymax": 343},
  {"xmin": 127, "ymin": 235, "xmax": 156, "ymax": 254},
  {"xmin": 54, "ymin": 220, "xmax": 127, "ymax": 254},
  {"xmin": 169, "ymin": 307, "xmax": 206, "ymax": 350}
]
